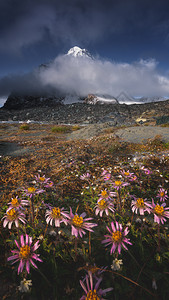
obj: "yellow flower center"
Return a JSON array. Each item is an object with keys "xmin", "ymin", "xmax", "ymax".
[
  {"xmin": 72, "ymin": 215, "xmax": 83, "ymax": 227},
  {"xmin": 115, "ymin": 180, "xmax": 122, "ymax": 186},
  {"xmin": 101, "ymin": 190, "xmax": 108, "ymax": 198},
  {"xmin": 28, "ymin": 187, "xmax": 36, "ymax": 193},
  {"xmin": 19, "ymin": 245, "xmax": 31, "ymax": 259},
  {"xmin": 112, "ymin": 230, "xmax": 122, "ymax": 243},
  {"xmin": 87, "ymin": 266, "xmax": 99, "ymax": 274},
  {"xmin": 124, "ymin": 172, "xmax": 130, "ymax": 176},
  {"xmin": 11, "ymin": 198, "xmax": 19, "ymax": 207},
  {"xmin": 136, "ymin": 198, "xmax": 145, "ymax": 208},
  {"xmin": 7, "ymin": 208, "xmax": 17, "ymax": 219},
  {"xmin": 39, "ymin": 177, "xmax": 45, "ymax": 182},
  {"xmin": 98, "ymin": 199, "xmax": 107, "ymax": 209},
  {"xmin": 160, "ymin": 192, "xmax": 165, "ymax": 197},
  {"xmin": 154, "ymin": 205, "xmax": 164, "ymax": 215},
  {"xmin": 86, "ymin": 289, "xmax": 100, "ymax": 300},
  {"xmin": 52, "ymin": 207, "xmax": 61, "ymax": 218}
]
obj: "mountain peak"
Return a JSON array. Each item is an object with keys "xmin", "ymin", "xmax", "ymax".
[{"xmin": 67, "ymin": 46, "xmax": 93, "ymax": 59}]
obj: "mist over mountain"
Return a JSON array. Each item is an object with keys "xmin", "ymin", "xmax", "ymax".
[{"xmin": 1, "ymin": 46, "xmax": 169, "ymax": 107}]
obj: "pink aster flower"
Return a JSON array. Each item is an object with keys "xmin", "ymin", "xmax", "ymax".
[
  {"xmin": 102, "ymin": 221, "xmax": 132, "ymax": 254},
  {"xmin": 101, "ymin": 170, "xmax": 111, "ymax": 181},
  {"xmin": 121, "ymin": 170, "xmax": 134, "ymax": 179},
  {"xmin": 131, "ymin": 197, "xmax": 152, "ymax": 215},
  {"xmin": 44, "ymin": 181, "xmax": 54, "ymax": 188},
  {"xmin": 112, "ymin": 180, "xmax": 129, "ymax": 190},
  {"xmin": 150, "ymin": 199, "xmax": 169, "ymax": 224},
  {"xmin": 35, "ymin": 174, "xmax": 51, "ymax": 185},
  {"xmin": 80, "ymin": 271, "xmax": 113, "ymax": 300},
  {"xmin": 95, "ymin": 198, "xmax": 115, "ymax": 217},
  {"xmin": 98, "ymin": 189, "xmax": 117, "ymax": 201},
  {"xmin": 121, "ymin": 170, "xmax": 137, "ymax": 182},
  {"xmin": 156, "ymin": 188, "xmax": 168, "ymax": 202},
  {"xmin": 45, "ymin": 207, "xmax": 70, "ymax": 227},
  {"xmin": 23, "ymin": 186, "xmax": 44, "ymax": 198},
  {"xmin": 7, "ymin": 234, "xmax": 42, "ymax": 274},
  {"xmin": 2, "ymin": 208, "xmax": 26, "ymax": 229},
  {"xmin": 80, "ymin": 173, "xmax": 91, "ymax": 180},
  {"xmin": 140, "ymin": 166, "xmax": 152, "ymax": 175},
  {"xmin": 7, "ymin": 196, "xmax": 29, "ymax": 211},
  {"xmin": 69, "ymin": 208, "xmax": 97, "ymax": 238}
]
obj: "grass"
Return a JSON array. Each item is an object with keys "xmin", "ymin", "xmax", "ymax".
[
  {"xmin": 51, "ymin": 125, "xmax": 71, "ymax": 133},
  {"xmin": 19, "ymin": 123, "xmax": 30, "ymax": 130}
]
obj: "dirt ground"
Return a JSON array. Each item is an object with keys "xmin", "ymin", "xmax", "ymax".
[{"xmin": 0, "ymin": 123, "xmax": 169, "ymax": 157}]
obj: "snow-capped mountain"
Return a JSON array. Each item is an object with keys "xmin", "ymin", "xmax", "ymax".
[
  {"xmin": 2, "ymin": 46, "xmax": 169, "ymax": 109},
  {"xmin": 116, "ymin": 92, "xmax": 134, "ymax": 104},
  {"xmin": 66, "ymin": 46, "xmax": 93, "ymax": 59},
  {"xmin": 116, "ymin": 92, "xmax": 169, "ymax": 105},
  {"xmin": 135, "ymin": 96, "xmax": 169, "ymax": 103}
]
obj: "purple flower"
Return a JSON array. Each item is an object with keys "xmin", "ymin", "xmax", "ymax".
[
  {"xmin": 35, "ymin": 174, "xmax": 51, "ymax": 185},
  {"xmin": 98, "ymin": 189, "xmax": 117, "ymax": 201},
  {"xmin": 156, "ymin": 188, "xmax": 168, "ymax": 202},
  {"xmin": 150, "ymin": 199, "xmax": 169, "ymax": 224},
  {"xmin": 45, "ymin": 207, "xmax": 70, "ymax": 227},
  {"xmin": 80, "ymin": 271, "xmax": 113, "ymax": 300},
  {"xmin": 141, "ymin": 166, "xmax": 152, "ymax": 175},
  {"xmin": 121, "ymin": 170, "xmax": 137, "ymax": 182},
  {"xmin": 80, "ymin": 173, "xmax": 91, "ymax": 180},
  {"xmin": 95, "ymin": 198, "xmax": 115, "ymax": 217},
  {"xmin": 131, "ymin": 197, "xmax": 151, "ymax": 215},
  {"xmin": 44, "ymin": 181, "xmax": 54, "ymax": 188},
  {"xmin": 112, "ymin": 180, "xmax": 129, "ymax": 190},
  {"xmin": 23, "ymin": 186, "xmax": 44, "ymax": 198},
  {"xmin": 121, "ymin": 170, "xmax": 134, "ymax": 179},
  {"xmin": 102, "ymin": 221, "xmax": 132, "ymax": 255},
  {"xmin": 7, "ymin": 196, "xmax": 29, "ymax": 210},
  {"xmin": 69, "ymin": 208, "xmax": 97, "ymax": 238},
  {"xmin": 101, "ymin": 170, "xmax": 111, "ymax": 181},
  {"xmin": 7, "ymin": 234, "xmax": 42, "ymax": 274},
  {"xmin": 2, "ymin": 208, "xmax": 26, "ymax": 229}
]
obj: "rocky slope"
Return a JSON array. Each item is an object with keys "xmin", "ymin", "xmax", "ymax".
[{"xmin": 0, "ymin": 100, "xmax": 169, "ymax": 126}]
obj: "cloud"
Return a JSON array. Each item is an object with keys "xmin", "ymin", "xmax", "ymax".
[
  {"xmin": 0, "ymin": 53, "xmax": 169, "ymax": 98},
  {"xmin": 1, "ymin": 0, "xmax": 168, "ymax": 54},
  {"xmin": 39, "ymin": 54, "xmax": 169, "ymax": 97},
  {"xmin": 0, "ymin": 5, "xmax": 56, "ymax": 53},
  {"xmin": 0, "ymin": 0, "xmax": 113, "ymax": 53}
]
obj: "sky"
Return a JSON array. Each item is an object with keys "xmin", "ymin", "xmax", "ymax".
[{"xmin": 1, "ymin": 0, "xmax": 169, "ymax": 105}]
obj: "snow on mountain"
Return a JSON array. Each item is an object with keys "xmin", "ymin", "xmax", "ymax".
[
  {"xmin": 66, "ymin": 46, "xmax": 93, "ymax": 59},
  {"xmin": 135, "ymin": 96, "xmax": 169, "ymax": 103},
  {"xmin": 116, "ymin": 92, "xmax": 169, "ymax": 104},
  {"xmin": 85, "ymin": 94, "xmax": 118, "ymax": 104}
]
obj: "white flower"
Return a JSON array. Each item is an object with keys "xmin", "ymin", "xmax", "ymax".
[
  {"xmin": 18, "ymin": 279, "xmax": 32, "ymax": 293},
  {"xmin": 135, "ymin": 217, "xmax": 142, "ymax": 223},
  {"xmin": 49, "ymin": 230, "xmax": 57, "ymax": 236},
  {"xmin": 111, "ymin": 258, "xmax": 123, "ymax": 271}
]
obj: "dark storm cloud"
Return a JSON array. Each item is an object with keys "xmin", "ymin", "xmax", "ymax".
[
  {"xmin": 1, "ymin": 0, "xmax": 169, "ymax": 100},
  {"xmin": 0, "ymin": 0, "xmax": 169, "ymax": 54}
]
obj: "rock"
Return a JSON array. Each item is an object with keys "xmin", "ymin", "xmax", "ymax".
[
  {"xmin": 3, "ymin": 95, "xmax": 64, "ymax": 110},
  {"xmin": 136, "ymin": 117, "xmax": 147, "ymax": 124},
  {"xmin": 1, "ymin": 100, "xmax": 169, "ymax": 127}
]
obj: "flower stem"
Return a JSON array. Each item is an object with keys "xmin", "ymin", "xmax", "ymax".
[{"xmin": 157, "ymin": 224, "xmax": 161, "ymax": 251}]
